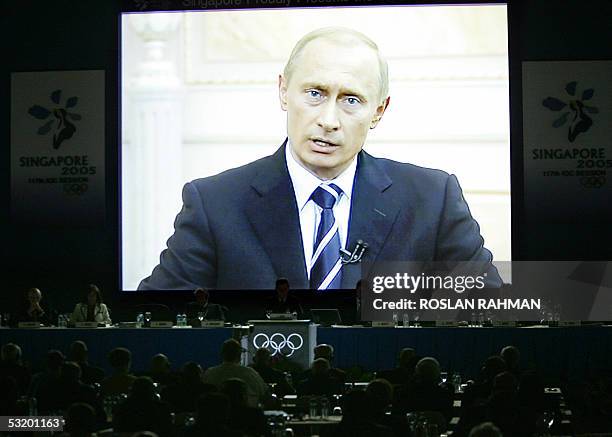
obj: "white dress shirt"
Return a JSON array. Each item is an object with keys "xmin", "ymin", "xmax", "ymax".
[{"xmin": 285, "ymin": 143, "xmax": 357, "ymax": 279}]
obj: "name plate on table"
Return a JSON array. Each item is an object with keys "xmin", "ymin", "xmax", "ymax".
[
  {"xmin": 18, "ymin": 322, "xmax": 41, "ymax": 328},
  {"xmin": 202, "ymin": 320, "xmax": 224, "ymax": 327},
  {"xmin": 558, "ymin": 321, "xmax": 581, "ymax": 327},
  {"xmin": 492, "ymin": 321, "xmax": 517, "ymax": 327},
  {"xmin": 435, "ymin": 321, "xmax": 458, "ymax": 327},
  {"xmin": 74, "ymin": 322, "xmax": 99, "ymax": 328},
  {"xmin": 372, "ymin": 321, "xmax": 395, "ymax": 327},
  {"xmin": 151, "ymin": 321, "xmax": 173, "ymax": 328}
]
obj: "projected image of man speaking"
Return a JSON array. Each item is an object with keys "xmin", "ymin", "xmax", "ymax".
[{"xmin": 138, "ymin": 27, "xmax": 501, "ymax": 291}]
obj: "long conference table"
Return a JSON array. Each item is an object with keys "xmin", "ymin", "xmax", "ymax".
[{"xmin": 1, "ymin": 325, "xmax": 611, "ymax": 380}]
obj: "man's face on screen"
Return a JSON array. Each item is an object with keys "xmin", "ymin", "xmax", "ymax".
[{"xmin": 280, "ymin": 38, "xmax": 388, "ymax": 180}]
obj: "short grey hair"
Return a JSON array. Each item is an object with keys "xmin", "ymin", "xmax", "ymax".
[{"xmin": 283, "ymin": 27, "xmax": 389, "ymax": 103}]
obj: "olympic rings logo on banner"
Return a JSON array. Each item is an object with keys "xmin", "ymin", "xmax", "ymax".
[
  {"xmin": 579, "ymin": 176, "xmax": 606, "ymax": 188},
  {"xmin": 252, "ymin": 333, "xmax": 304, "ymax": 357},
  {"xmin": 63, "ymin": 183, "xmax": 88, "ymax": 196}
]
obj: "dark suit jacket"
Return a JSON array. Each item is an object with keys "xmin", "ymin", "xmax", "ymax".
[{"xmin": 139, "ymin": 141, "xmax": 501, "ymax": 290}]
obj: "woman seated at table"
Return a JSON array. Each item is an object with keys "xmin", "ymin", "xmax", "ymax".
[{"xmin": 70, "ymin": 284, "xmax": 112, "ymax": 325}]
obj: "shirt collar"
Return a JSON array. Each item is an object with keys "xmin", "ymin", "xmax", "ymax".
[{"xmin": 285, "ymin": 140, "xmax": 357, "ymax": 211}]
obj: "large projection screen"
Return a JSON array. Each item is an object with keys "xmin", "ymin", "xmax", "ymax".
[{"xmin": 120, "ymin": 4, "xmax": 510, "ymax": 291}]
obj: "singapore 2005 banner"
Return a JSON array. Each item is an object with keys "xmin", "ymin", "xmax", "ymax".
[{"xmin": 10, "ymin": 70, "xmax": 105, "ymax": 226}]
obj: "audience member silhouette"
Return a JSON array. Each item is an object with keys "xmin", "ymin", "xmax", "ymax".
[
  {"xmin": 113, "ymin": 376, "xmax": 173, "ymax": 437},
  {"xmin": 202, "ymin": 339, "xmax": 269, "ymax": 407},
  {"xmin": 463, "ymin": 355, "xmax": 507, "ymax": 407},
  {"xmin": 68, "ymin": 341, "xmax": 105, "ymax": 386},
  {"xmin": 0, "ymin": 342, "xmax": 31, "ymax": 395},
  {"xmin": 394, "ymin": 357, "xmax": 453, "ymax": 421},
  {"xmin": 63, "ymin": 402, "xmax": 97, "ymax": 437},
  {"xmin": 297, "ymin": 358, "xmax": 343, "ymax": 397},
  {"xmin": 146, "ymin": 353, "xmax": 178, "ymax": 387},
  {"xmin": 162, "ymin": 361, "xmax": 214, "ymax": 413},
  {"xmin": 366, "ymin": 378, "xmax": 412, "ymax": 437},
  {"xmin": 500, "ymin": 345, "xmax": 521, "ymax": 377},
  {"xmin": 0, "ymin": 376, "xmax": 21, "ymax": 416},
  {"xmin": 29, "ymin": 349, "xmax": 65, "ymax": 413},
  {"xmin": 100, "ymin": 347, "xmax": 136, "ymax": 397},
  {"xmin": 377, "ymin": 347, "xmax": 418, "ymax": 387},
  {"xmin": 221, "ymin": 378, "xmax": 270, "ymax": 437},
  {"xmin": 251, "ymin": 347, "xmax": 295, "ymax": 396},
  {"xmin": 56, "ymin": 362, "xmax": 100, "ymax": 415},
  {"xmin": 468, "ymin": 422, "xmax": 502, "ymax": 437},
  {"xmin": 299, "ymin": 344, "xmax": 347, "ymax": 386}
]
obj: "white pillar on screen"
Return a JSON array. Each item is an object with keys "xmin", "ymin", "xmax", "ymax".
[{"xmin": 123, "ymin": 13, "xmax": 183, "ymax": 290}]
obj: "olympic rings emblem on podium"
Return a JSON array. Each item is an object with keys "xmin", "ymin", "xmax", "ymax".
[{"xmin": 252, "ymin": 332, "xmax": 304, "ymax": 357}]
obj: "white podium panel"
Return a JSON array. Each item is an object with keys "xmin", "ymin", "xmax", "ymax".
[{"xmin": 247, "ymin": 320, "xmax": 316, "ymax": 370}]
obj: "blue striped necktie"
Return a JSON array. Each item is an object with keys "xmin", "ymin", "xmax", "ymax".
[{"xmin": 310, "ymin": 184, "xmax": 343, "ymax": 290}]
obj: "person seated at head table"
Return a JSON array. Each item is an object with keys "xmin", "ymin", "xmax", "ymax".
[
  {"xmin": 265, "ymin": 278, "xmax": 303, "ymax": 317},
  {"xmin": 185, "ymin": 287, "xmax": 226, "ymax": 323},
  {"xmin": 70, "ymin": 284, "xmax": 112, "ymax": 325},
  {"xmin": 14, "ymin": 287, "xmax": 51, "ymax": 325}
]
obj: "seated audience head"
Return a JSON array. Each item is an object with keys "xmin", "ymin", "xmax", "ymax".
[
  {"xmin": 65, "ymin": 402, "xmax": 96, "ymax": 437},
  {"xmin": 253, "ymin": 347, "xmax": 272, "ymax": 367},
  {"xmin": 196, "ymin": 392, "xmax": 231, "ymax": 425},
  {"xmin": 314, "ymin": 344, "xmax": 334, "ymax": 362},
  {"xmin": 69, "ymin": 341, "xmax": 88, "ymax": 363},
  {"xmin": 108, "ymin": 347, "xmax": 132, "ymax": 373},
  {"xmin": 47, "ymin": 349, "xmax": 66, "ymax": 373},
  {"xmin": 181, "ymin": 361, "xmax": 203, "ymax": 383},
  {"xmin": 500, "ymin": 345, "xmax": 520, "ymax": 370},
  {"xmin": 415, "ymin": 357, "xmax": 441, "ymax": 384},
  {"xmin": 481, "ymin": 355, "xmax": 507, "ymax": 381},
  {"xmin": 311, "ymin": 358, "xmax": 330, "ymax": 376},
  {"xmin": 130, "ymin": 376, "xmax": 157, "ymax": 401},
  {"xmin": 221, "ymin": 339, "xmax": 243, "ymax": 364},
  {"xmin": 150, "ymin": 353, "xmax": 171, "ymax": 374},
  {"xmin": 1, "ymin": 343, "xmax": 22, "ymax": 364},
  {"xmin": 398, "ymin": 347, "xmax": 416, "ymax": 368},
  {"xmin": 194, "ymin": 287, "xmax": 209, "ymax": 305},
  {"xmin": 366, "ymin": 378, "xmax": 393, "ymax": 413},
  {"xmin": 275, "ymin": 277, "xmax": 290, "ymax": 299},
  {"xmin": 220, "ymin": 377, "xmax": 249, "ymax": 407},
  {"xmin": 85, "ymin": 284, "xmax": 103, "ymax": 306},
  {"xmin": 468, "ymin": 422, "xmax": 503, "ymax": 437},
  {"xmin": 61, "ymin": 361, "xmax": 83, "ymax": 384}
]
